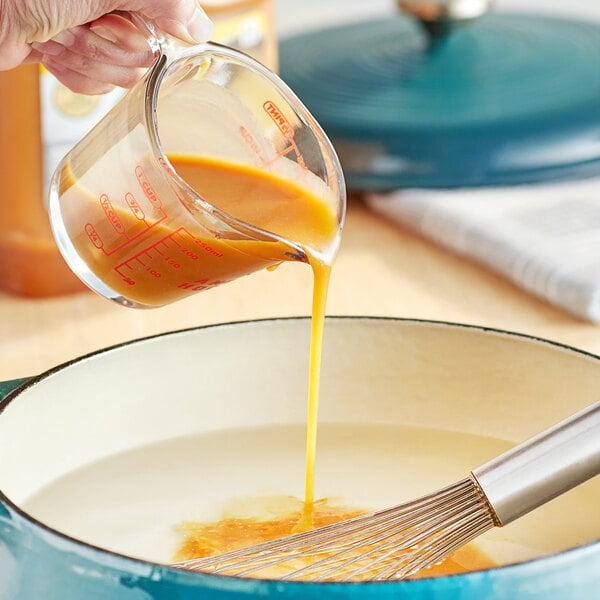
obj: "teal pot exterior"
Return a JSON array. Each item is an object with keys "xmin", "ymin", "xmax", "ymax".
[
  {"xmin": 1, "ymin": 318, "xmax": 600, "ymax": 599},
  {"xmin": 1, "ymin": 500, "xmax": 599, "ymax": 600}
]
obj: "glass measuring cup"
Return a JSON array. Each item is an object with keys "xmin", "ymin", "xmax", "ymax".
[{"xmin": 48, "ymin": 21, "xmax": 346, "ymax": 308}]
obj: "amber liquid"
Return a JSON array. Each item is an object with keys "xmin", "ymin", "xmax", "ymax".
[
  {"xmin": 173, "ymin": 156, "xmax": 335, "ymax": 528},
  {"xmin": 173, "ymin": 156, "xmax": 336, "ymax": 530},
  {"xmin": 67, "ymin": 156, "xmax": 338, "ymax": 308},
  {"xmin": 68, "ymin": 154, "xmax": 338, "ymax": 518},
  {"xmin": 171, "ymin": 156, "xmax": 336, "ymax": 529},
  {"xmin": 173, "ymin": 496, "xmax": 496, "ymax": 580},
  {"xmin": 65, "ymin": 157, "xmax": 494, "ymax": 578},
  {"xmin": 164, "ymin": 159, "xmax": 494, "ymax": 578}
]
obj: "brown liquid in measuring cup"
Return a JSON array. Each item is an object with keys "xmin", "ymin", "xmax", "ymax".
[{"xmin": 69, "ymin": 155, "xmax": 338, "ymax": 308}]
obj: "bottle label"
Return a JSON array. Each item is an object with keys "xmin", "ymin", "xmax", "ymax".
[{"xmin": 38, "ymin": 66, "xmax": 124, "ymax": 199}]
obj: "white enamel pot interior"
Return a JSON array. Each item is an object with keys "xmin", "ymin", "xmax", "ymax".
[{"xmin": 0, "ymin": 317, "xmax": 599, "ymax": 600}]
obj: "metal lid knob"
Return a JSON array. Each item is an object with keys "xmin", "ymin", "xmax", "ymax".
[{"xmin": 398, "ymin": 0, "xmax": 493, "ymax": 41}]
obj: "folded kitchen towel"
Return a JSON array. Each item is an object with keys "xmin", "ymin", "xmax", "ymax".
[{"xmin": 366, "ymin": 177, "xmax": 600, "ymax": 323}]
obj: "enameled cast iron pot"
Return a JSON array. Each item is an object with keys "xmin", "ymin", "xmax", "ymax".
[{"xmin": 1, "ymin": 317, "xmax": 599, "ymax": 599}]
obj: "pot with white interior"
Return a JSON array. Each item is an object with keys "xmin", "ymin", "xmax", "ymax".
[{"xmin": 0, "ymin": 317, "xmax": 599, "ymax": 599}]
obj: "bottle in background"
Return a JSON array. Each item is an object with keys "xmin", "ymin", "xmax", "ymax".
[{"xmin": 0, "ymin": 0, "xmax": 277, "ymax": 297}]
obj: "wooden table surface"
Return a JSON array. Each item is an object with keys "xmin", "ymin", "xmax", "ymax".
[{"xmin": 2, "ymin": 198, "xmax": 599, "ymax": 382}]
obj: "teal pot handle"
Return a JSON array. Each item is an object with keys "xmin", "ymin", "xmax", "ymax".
[
  {"xmin": 0, "ymin": 503, "xmax": 25, "ymax": 599},
  {"xmin": 0, "ymin": 377, "xmax": 30, "ymax": 597},
  {"xmin": 0, "ymin": 378, "xmax": 29, "ymax": 406}
]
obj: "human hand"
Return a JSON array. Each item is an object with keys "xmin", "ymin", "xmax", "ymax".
[{"xmin": 0, "ymin": 0, "xmax": 214, "ymax": 94}]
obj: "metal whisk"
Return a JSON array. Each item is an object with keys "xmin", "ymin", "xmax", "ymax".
[{"xmin": 173, "ymin": 400, "xmax": 600, "ymax": 581}]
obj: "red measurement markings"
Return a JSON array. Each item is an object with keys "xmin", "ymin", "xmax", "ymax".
[
  {"xmin": 114, "ymin": 230, "xmax": 177, "ymax": 283},
  {"xmin": 263, "ymin": 143, "xmax": 307, "ymax": 169},
  {"xmin": 135, "ymin": 165, "xmax": 162, "ymax": 208},
  {"xmin": 263, "ymin": 100, "xmax": 295, "ymax": 140},
  {"xmin": 100, "ymin": 194, "xmax": 126, "ymax": 235},
  {"xmin": 113, "ymin": 227, "xmax": 226, "ymax": 290},
  {"xmin": 86, "ymin": 196, "xmax": 167, "ymax": 256},
  {"xmin": 194, "ymin": 238, "xmax": 224, "ymax": 258},
  {"xmin": 239, "ymin": 125, "xmax": 267, "ymax": 164},
  {"xmin": 85, "ymin": 223, "xmax": 103, "ymax": 249},
  {"xmin": 113, "ymin": 227, "xmax": 229, "ymax": 290},
  {"xmin": 86, "ymin": 165, "xmax": 169, "ymax": 256},
  {"xmin": 261, "ymin": 100, "xmax": 307, "ymax": 170},
  {"xmin": 178, "ymin": 277, "xmax": 229, "ymax": 292},
  {"xmin": 125, "ymin": 192, "xmax": 146, "ymax": 221}
]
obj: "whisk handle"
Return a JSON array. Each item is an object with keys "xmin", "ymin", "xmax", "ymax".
[{"xmin": 472, "ymin": 399, "xmax": 600, "ymax": 526}]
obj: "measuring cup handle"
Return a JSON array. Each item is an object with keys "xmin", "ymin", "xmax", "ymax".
[
  {"xmin": 123, "ymin": 10, "xmax": 207, "ymax": 62},
  {"xmin": 126, "ymin": 12, "xmax": 167, "ymax": 55}
]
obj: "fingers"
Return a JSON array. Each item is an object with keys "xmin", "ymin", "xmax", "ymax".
[
  {"xmin": 31, "ymin": 14, "xmax": 154, "ymax": 93},
  {"xmin": 88, "ymin": 13, "xmax": 151, "ymax": 54},
  {"xmin": 0, "ymin": 0, "xmax": 214, "ymax": 74},
  {"xmin": 41, "ymin": 58, "xmax": 117, "ymax": 95},
  {"xmin": 42, "ymin": 54, "xmax": 146, "ymax": 93},
  {"xmin": 153, "ymin": 9, "xmax": 214, "ymax": 45},
  {"xmin": 33, "ymin": 14, "xmax": 154, "ymax": 67},
  {"xmin": 27, "ymin": 4, "xmax": 214, "ymax": 94}
]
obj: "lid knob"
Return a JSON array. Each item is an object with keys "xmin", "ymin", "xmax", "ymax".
[{"xmin": 398, "ymin": 0, "xmax": 492, "ymax": 41}]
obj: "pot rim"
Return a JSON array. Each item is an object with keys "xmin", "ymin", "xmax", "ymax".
[{"xmin": 1, "ymin": 315, "xmax": 599, "ymax": 588}]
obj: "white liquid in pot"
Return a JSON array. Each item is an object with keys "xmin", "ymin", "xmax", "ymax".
[{"xmin": 22, "ymin": 423, "xmax": 600, "ymax": 569}]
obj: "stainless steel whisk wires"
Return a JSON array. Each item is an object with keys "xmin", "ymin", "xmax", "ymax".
[
  {"xmin": 173, "ymin": 399, "xmax": 600, "ymax": 581},
  {"xmin": 174, "ymin": 476, "xmax": 497, "ymax": 580}
]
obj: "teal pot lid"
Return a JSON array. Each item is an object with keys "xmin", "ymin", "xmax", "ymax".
[{"xmin": 279, "ymin": 13, "xmax": 600, "ymax": 191}]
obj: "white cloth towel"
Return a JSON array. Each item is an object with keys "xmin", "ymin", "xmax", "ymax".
[{"xmin": 366, "ymin": 177, "xmax": 600, "ymax": 323}]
